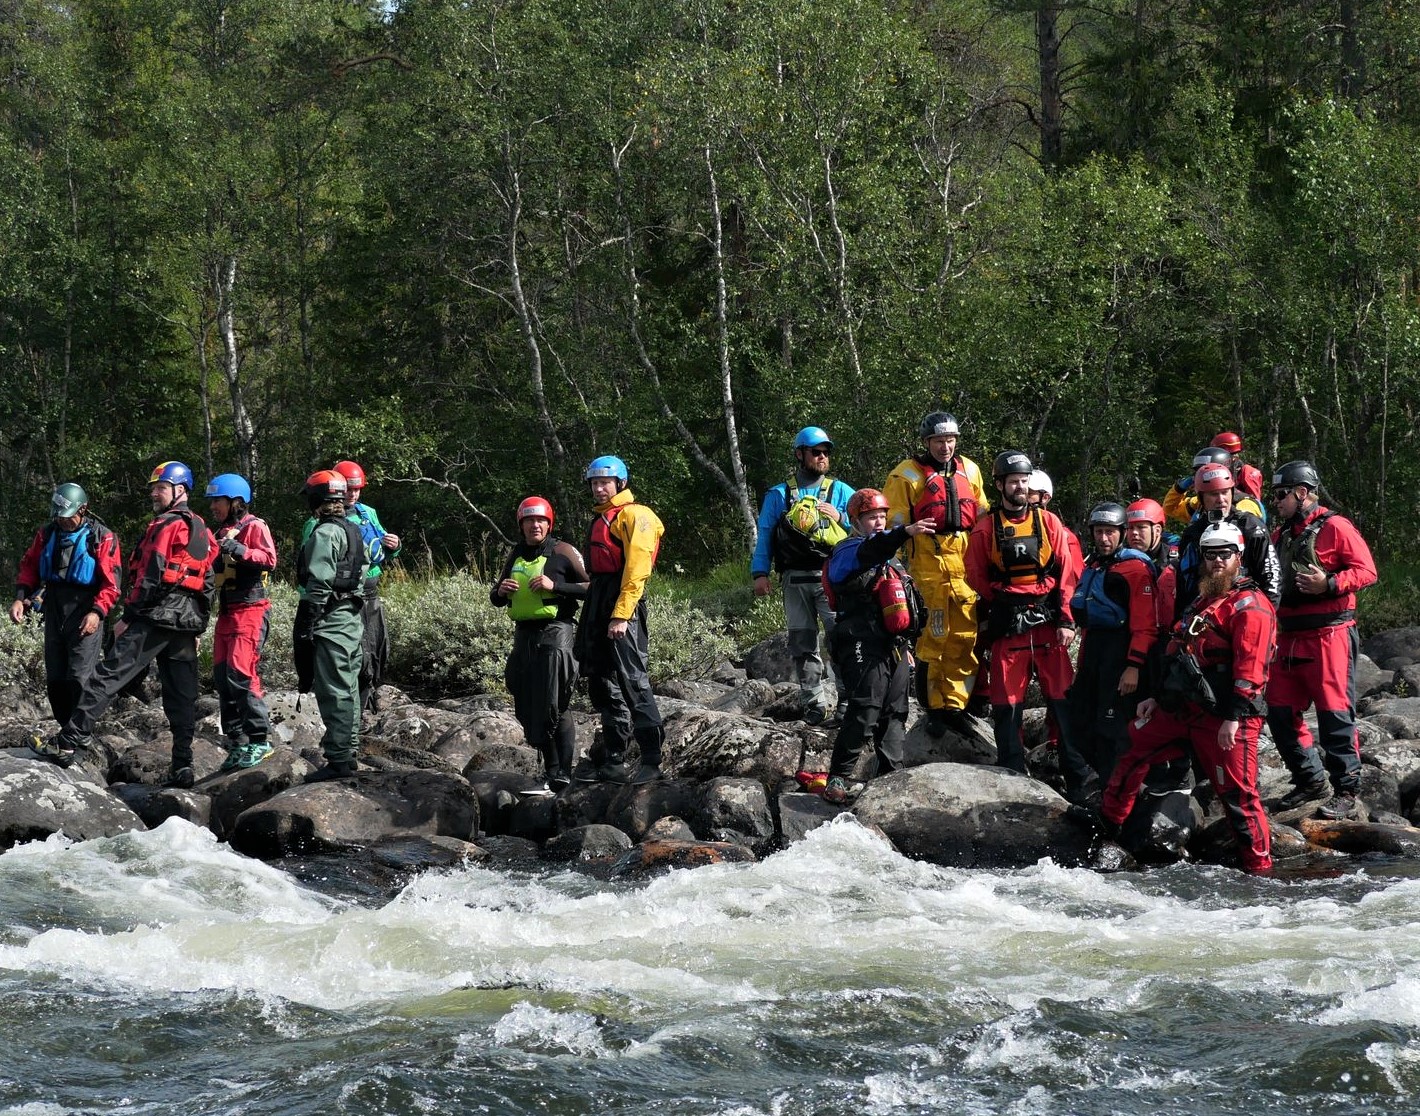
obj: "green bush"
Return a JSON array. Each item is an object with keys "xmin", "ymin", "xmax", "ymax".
[
  {"xmin": 383, "ymin": 573, "xmax": 510, "ymax": 696},
  {"xmin": 1356, "ymin": 565, "xmax": 1420, "ymax": 637},
  {"xmin": 0, "ymin": 616, "xmax": 45, "ymax": 689}
]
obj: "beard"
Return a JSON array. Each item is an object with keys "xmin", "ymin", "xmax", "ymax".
[{"xmin": 1198, "ymin": 566, "xmax": 1237, "ymax": 598}]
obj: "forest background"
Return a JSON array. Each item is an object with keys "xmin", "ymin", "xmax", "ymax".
[{"xmin": 2, "ymin": 0, "xmax": 1419, "ymax": 634}]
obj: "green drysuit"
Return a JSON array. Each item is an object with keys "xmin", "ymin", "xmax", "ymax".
[{"xmin": 300, "ymin": 515, "xmax": 368, "ymax": 763}]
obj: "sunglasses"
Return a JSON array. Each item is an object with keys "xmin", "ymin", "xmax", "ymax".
[
  {"xmin": 1271, "ymin": 488, "xmax": 1294, "ymax": 500},
  {"xmin": 805, "ymin": 445, "xmax": 831, "ymax": 456},
  {"xmin": 1201, "ymin": 549, "xmax": 1237, "ymax": 562}
]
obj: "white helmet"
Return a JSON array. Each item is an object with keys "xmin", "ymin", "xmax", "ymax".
[
  {"xmin": 1199, "ymin": 521, "xmax": 1245, "ymax": 553},
  {"xmin": 1027, "ymin": 469, "xmax": 1053, "ymax": 496}
]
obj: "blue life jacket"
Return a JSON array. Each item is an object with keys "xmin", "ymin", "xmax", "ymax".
[
  {"xmin": 37, "ymin": 521, "xmax": 100, "ymax": 588},
  {"xmin": 1071, "ymin": 548, "xmax": 1155, "ymax": 629}
]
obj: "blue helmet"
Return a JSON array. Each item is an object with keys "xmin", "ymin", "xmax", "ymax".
[
  {"xmin": 585, "ymin": 455, "xmax": 629, "ymax": 484},
  {"xmin": 205, "ymin": 473, "xmax": 252, "ymax": 502},
  {"xmin": 148, "ymin": 461, "xmax": 194, "ymax": 489},
  {"xmin": 792, "ymin": 426, "xmax": 833, "ymax": 451}
]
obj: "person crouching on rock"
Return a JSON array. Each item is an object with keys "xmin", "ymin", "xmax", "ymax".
[
  {"xmin": 1099, "ymin": 521, "xmax": 1277, "ymax": 874},
  {"xmin": 297, "ymin": 469, "xmax": 369, "ymax": 782},
  {"xmin": 820, "ymin": 488, "xmax": 936, "ymax": 805},
  {"xmin": 491, "ymin": 496, "xmax": 589, "ymax": 794}
]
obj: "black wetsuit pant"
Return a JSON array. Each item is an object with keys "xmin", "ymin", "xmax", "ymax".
[{"xmin": 827, "ymin": 630, "xmax": 909, "ymax": 782}]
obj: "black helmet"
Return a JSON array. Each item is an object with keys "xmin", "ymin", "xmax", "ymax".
[
  {"xmin": 1087, "ymin": 502, "xmax": 1127, "ymax": 529},
  {"xmin": 1191, "ymin": 446, "xmax": 1232, "ymax": 470},
  {"xmin": 1272, "ymin": 460, "xmax": 1320, "ymax": 490},
  {"xmin": 919, "ymin": 411, "xmax": 959, "ymax": 439},
  {"xmin": 993, "ymin": 450, "xmax": 1033, "ymax": 479}
]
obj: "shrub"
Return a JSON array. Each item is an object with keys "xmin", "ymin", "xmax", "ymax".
[
  {"xmin": 383, "ymin": 574, "xmax": 509, "ymax": 696},
  {"xmin": 0, "ymin": 616, "xmax": 45, "ymax": 689}
]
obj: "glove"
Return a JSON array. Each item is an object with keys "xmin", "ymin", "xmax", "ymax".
[
  {"xmin": 219, "ymin": 536, "xmax": 247, "ymax": 559},
  {"xmin": 1176, "ymin": 475, "xmax": 1193, "ymax": 492},
  {"xmin": 295, "ymin": 623, "xmax": 315, "ymax": 643}
]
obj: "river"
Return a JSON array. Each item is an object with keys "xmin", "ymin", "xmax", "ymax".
[{"xmin": 2, "ymin": 816, "xmax": 1418, "ymax": 1114}]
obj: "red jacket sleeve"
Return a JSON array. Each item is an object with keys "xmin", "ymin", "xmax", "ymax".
[
  {"xmin": 1046, "ymin": 512, "xmax": 1081, "ymax": 623},
  {"xmin": 92, "ymin": 529, "xmax": 122, "ymax": 617},
  {"xmin": 1227, "ymin": 595, "xmax": 1277, "ymax": 710},
  {"xmin": 232, "ymin": 517, "xmax": 278, "ymax": 572},
  {"xmin": 14, "ymin": 529, "xmax": 45, "ymax": 595},
  {"xmin": 965, "ymin": 517, "xmax": 996, "ymax": 602},
  {"xmin": 1117, "ymin": 559, "xmax": 1159, "ymax": 666},
  {"xmin": 1316, "ymin": 515, "xmax": 1377, "ymax": 602}
]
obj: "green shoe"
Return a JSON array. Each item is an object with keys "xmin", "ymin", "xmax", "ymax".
[
  {"xmin": 218, "ymin": 746, "xmax": 246, "ymax": 773},
  {"xmin": 235, "ymin": 742, "xmax": 274, "ymax": 769}
]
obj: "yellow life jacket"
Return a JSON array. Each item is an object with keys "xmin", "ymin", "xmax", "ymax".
[
  {"xmin": 987, "ymin": 508, "xmax": 1055, "ymax": 588},
  {"xmin": 508, "ymin": 554, "xmax": 559, "ymax": 621}
]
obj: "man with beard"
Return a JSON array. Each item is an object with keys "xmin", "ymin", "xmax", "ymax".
[
  {"xmin": 1266, "ymin": 461, "xmax": 1378, "ymax": 819},
  {"xmin": 965, "ymin": 450, "xmax": 1083, "ymax": 790},
  {"xmin": 1100, "ymin": 521, "xmax": 1277, "ymax": 874},
  {"xmin": 883, "ymin": 412, "xmax": 988, "ymax": 736},
  {"xmin": 750, "ymin": 426, "xmax": 854, "ymax": 724},
  {"xmin": 1175, "ymin": 464, "xmax": 1279, "ymax": 622}
]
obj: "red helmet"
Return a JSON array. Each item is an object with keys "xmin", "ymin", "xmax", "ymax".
[
  {"xmin": 1125, "ymin": 498, "xmax": 1165, "ymax": 526},
  {"xmin": 1210, "ymin": 431, "xmax": 1243, "ymax": 453},
  {"xmin": 304, "ymin": 469, "xmax": 348, "ymax": 504},
  {"xmin": 517, "ymin": 496, "xmax": 555, "ymax": 529},
  {"xmin": 847, "ymin": 487, "xmax": 890, "ymax": 520},
  {"xmin": 1194, "ymin": 464, "xmax": 1234, "ymax": 494},
  {"xmin": 333, "ymin": 459, "xmax": 367, "ymax": 488}
]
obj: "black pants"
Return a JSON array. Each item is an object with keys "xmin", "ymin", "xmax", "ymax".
[
  {"xmin": 507, "ymin": 619, "xmax": 579, "ymax": 780},
  {"xmin": 63, "ymin": 618, "xmax": 200, "ymax": 767},
  {"xmin": 1067, "ymin": 629, "xmax": 1136, "ymax": 782},
  {"xmin": 827, "ymin": 630, "xmax": 909, "ymax": 781},
  {"xmin": 41, "ymin": 587, "xmax": 103, "ymax": 725},
  {"xmin": 359, "ymin": 591, "xmax": 390, "ymax": 710},
  {"xmin": 583, "ymin": 612, "xmax": 663, "ymax": 764}
]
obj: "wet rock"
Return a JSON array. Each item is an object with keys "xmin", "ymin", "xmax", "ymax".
[
  {"xmin": 644, "ymin": 815, "xmax": 696, "ymax": 841},
  {"xmin": 692, "ymin": 777, "xmax": 774, "ymax": 847},
  {"xmin": 851, "ymin": 763, "xmax": 1094, "ymax": 870},
  {"xmin": 1298, "ymin": 816, "xmax": 1420, "ymax": 857},
  {"xmin": 0, "ymin": 750, "xmax": 145, "ymax": 850},
  {"xmin": 1088, "ymin": 840, "xmax": 1136, "ymax": 872},
  {"xmin": 1118, "ymin": 785, "xmax": 1199, "ymax": 863},
  {"xmin": 506, "ymin": 794, "xmax": 559, "ymax": 842},
  {"xmin": 608, "ymin": 838, "xmax": 757, "ymax": 878},
  {"xmin": 369, "ymin": 835, "xmax": 486, "ymax": 871},
  {"xmin": 1268, "ymin": 822, "xmax": 1312, "ymax": 860},
  {"xmin": 466, "ymin": 771, "xmax": 549, "ymax": 835},
  {"xmin": 607, "ymin": 779, "xmax": 701, "ymax": 842},
  {"xmin": 542, "ymin": 824, "xmax": 633, "ymax": 863},
  {"xmin": 554, "ymin": 780, "xmax": 623, "ymax": 829},
  {"xmin": 205, "ymin": 749, "xmax": 316, "ymax": 839},
  {"xmin": 109, "ymin": 782, "xmax": 211, "ymax": 829},
  {"xmin": 475, "ymin": 834, "xmax": 541, "ymax": 864},
  {"xmin": 777, "ymin": 789, "xmax": 842, "ymax": 844},
  {"xmin": 228, "ymin": 768, "xmax": 479, "ymax": 859}
]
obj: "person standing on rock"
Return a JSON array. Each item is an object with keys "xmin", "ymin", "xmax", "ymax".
[
  {"xmin": 965, "ymin": 451, "xmax": 1085, "ymax": 795},
  {"xmin": 1266, "ymin": 461, "xmax": 1378, "ymax": 820},
  {"xmin": 820, "ymin": 489, "xmax": 936, "ymax": 805},
  {"xmin": 205, "ymin": 473, "xmax": 278, "ymax": 771},
  {"xmin": 298, "ymin": 469, "xmax": 369, "ymax": 782},
  {"xmin": 1175, "ymin": 463, "xmax": 1279, "ymax": 621},
  {"xmin": 492, "ymin": 496, "xmax": 589, "ymax": 794},
  {"xmin": 1067, "ymin": 503, "xmax": 1159, "ymax": 790},
  {"xmin": 33, "ymin": 462, "xmax": 216, "ymax": 787},
  {"xmin": 883, "ymin": 412, "xmax": 989, "ymax": 738},
  {"xmin": 11, "ymin": 482, "xmax": 122, "ymax": 727},
  {"xmin": 750, "ymin": 426, "xmax": 854, "ymax": 725},
  {"xmin": 575, "ymin": 455, "xmax": 667, "ymax": 785},
  {"xmin": 1100, "ymin": 521, "xmax": 1276, "ymax": 874}
]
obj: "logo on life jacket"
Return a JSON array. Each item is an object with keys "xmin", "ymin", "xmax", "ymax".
[{"xmin": 988, "ymin": 508, "xmax": 1054, "ymax": 587}]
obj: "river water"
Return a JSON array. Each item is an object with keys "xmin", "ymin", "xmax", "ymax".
[{"xmin": 2, "ymin": 816, "xmax": 1418, "ymax": 1115}]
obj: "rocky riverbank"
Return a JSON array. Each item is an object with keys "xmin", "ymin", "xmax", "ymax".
[{"xmin": 5, "ymin": 626, "xmax": 1420, "ymax": 878}]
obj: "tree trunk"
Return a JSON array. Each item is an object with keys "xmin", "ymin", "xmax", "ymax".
[
  {"xmin": 214, "ymin": 254, "xmax": 256, "ymax": 480},
  {"xmin": 1037, "ymin": 4, "xmax": 1063, "ymax": 170}
]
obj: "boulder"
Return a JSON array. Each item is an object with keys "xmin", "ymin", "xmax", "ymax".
[
  {"xmin": 475, "ymin": 834, "xmax": 542, "ymax": 865},
  {"xmin": 644, "ymin": 816, "xmax": 696, "ymax": 841},
  {"xmin": 434, "ymin": 711, "xmax": 538, "ymax": 773},
  {"xmin": 1359, "ymin": 763, "xmax": 1402, "ymax": 817},
  {"xmin": 108, "ymin": 735, "xmax": 228, "ymax": 786},
  {"xmin": 901, "ymin": 714, "xmax": 996, "ymax": 767},
  {"xmin": 1363, "ymin": 627, "xmax": 1420, "ymax": 671},
  {"xmin": 227, "ymin": 768, "xmax": 479, "ymax": 859},
  {"xmin": 0, "ymin": 750, "xmax": 145, "ymax": 850},
  {"xmin": 778, "ymin": 789, "xmax": 842, "ymax": 844},
  {"xmin": 1357, "ymin": 697, "xmax": 1420, "ymax": 740},
  {"xmin": 109, "ymin": 782, "xmax": 211, "ymax": 829},
  {"xmin": 205, "ymin": 749, "xmax": 317, "ymax": 839},
  {"xmin": 607, "ymin": 779, "xmax": 702, "ymax": 841},
  {"xmin": 542, "ymin": 824, "xmax": 633, "ymax": 863},
  {"xmin": 660, "ymin": 699, "xmax": 812, "ymax": 786},
  {"xmin": 263, "ymin": 691, "xmax": 327, "ymax": 750},
  {"xmin": 369, "ymin": 835, "xmax": 486, "ymax": 872},
  {"xmin": 851, "ymin": 762, "xmax": 1093, "ymax": 869},
  {"xmin": 1298, "ymin": 816, "xmax": 1420, "ymax": 857},
  {"xmin": 1355, "ymin": 653, "xmax": 1391, "ymax": 698},
  {"xmin": 465, "ymin": 771, "xmax": 550, "ymax": 835},
  {"xmin": 708, "ymin": 679, "xmax": 778, "ymax": 717},
  {"xmin": 691, "ymin": 777, "xmax": 775, "ymax": 847},
  {"xmin": 740, "ymin": 632, "xmax": 794, "ymax": 683},
  {"xmin": 654, "ymin": 679, "xmax": 736, "ymax": 706}
]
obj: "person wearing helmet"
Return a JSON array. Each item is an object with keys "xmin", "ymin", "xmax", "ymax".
[
  {"xmin": 297, "ymin": 469, "xmax": 369, "ymax": 781},
  {"xmin": 749, "ymin": 426, "xmax": 854, "ymax": 725},
  {"xmin": 204, "ymin": 474, "xmax": 279, "ymax": 771},
  {"xmin": 964, "ymin": 451, "xmax": 1084, "ymax": 788},
  {"xmin": 301, "ymin": 459, "xmax": 401, "ymax": 713},
  {"xmin": 1174, "ymin": 464, "xmax": 1279, "ymax": 623},
  {"xmin": 33, "ymin": 461, "xmax": 217, "ymax": 786},
  {"xmin": 1124, "ymin": 498, "xmax": 1177, "ymax": 625},
  {"xmin": 1066, "ymin": 503, "xmax": 1159, "ymax": 788},
  {"xmin": 574, "ymin": 455, "xmax": 668, "ymax": 784},
  {"xmin": 10, "ymin": 483, "xmax": 122, "ymax": 725},
  {"xmin": 1265, "ymin": 461, "xmax": 1378, "ymax": 820},
  {"xmin": 819, "ymin": 489, "xmax": 937, "ymax": 804},
  {"xmin": 1100, "ymin": 520, "xmax": 1277, "ymax": 874},
  {"xmin": 883, "ymin": 411, "xmax": 989, "ymax": 737},
  {"xmin": 1211, "ymin": 431, "xmax": 1265, "ymax": 504},
  {"xmin": 491, "ymin": 496, "xmax": 590, "ymax": 793},
  {"xmin": 1163, "ymin": 445, "xmax": 1267, "ymax": 526},
  {"xmin": 1024, "ymin": 467, "xmax": 1082, "ymax": 755}
]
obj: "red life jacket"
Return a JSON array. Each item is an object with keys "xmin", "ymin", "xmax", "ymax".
[
  {"xmin": 910, "ymin": 458, "xmax": 978, "ymax": 533},
  {"xmin": 588, "ymin": 504, "xmax": 658, "ymax": 576},
  {"xmin": 149, "ymin": 508, "xmax": 214, "ymax": 593}
]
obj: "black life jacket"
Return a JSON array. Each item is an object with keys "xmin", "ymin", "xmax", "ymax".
[
  {"xmin": 772, "ymin": 476, "xmax": 847, "ymax": 571},
  {"xmin": 1276, "ymin": 511, "xmax": 1336, "ymax": 607},
  {"xmin": 988, "ymin": 507, "xmax": 1054, "ymax": 587},
  {"xmin": 213, "ymin": 514, "xmax": 271, "ymax": 607},
  {"xmin": 297, "ymin": 517, "xmax": 365, "ymax": 597}
]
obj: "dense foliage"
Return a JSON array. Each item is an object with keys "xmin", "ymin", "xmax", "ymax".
[{"xmin": 3, "ymin": 0, "xmax": 1418, "ymax": 577}]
